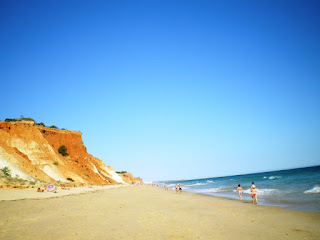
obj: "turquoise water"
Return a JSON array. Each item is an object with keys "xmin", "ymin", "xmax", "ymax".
[{"xmin": 158, "ymin": 166, "xmax": 320, "ymax": 212}]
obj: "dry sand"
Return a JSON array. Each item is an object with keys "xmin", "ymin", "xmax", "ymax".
[
  {"xmin": 0, "ymin": 185, "xmax": 126, "ymax": 201},
  {"xmin": 0, "ymin": 185, "xmax": 319, "ymax": 240}
]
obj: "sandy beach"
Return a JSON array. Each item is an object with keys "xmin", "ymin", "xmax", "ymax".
[
  {"xmin": 0, "ymin": 185, "xmax": 319, "ymax": 240},
  {"xmin": 0, "ymin": 185, "xmax": 126, "ymax": 201}
]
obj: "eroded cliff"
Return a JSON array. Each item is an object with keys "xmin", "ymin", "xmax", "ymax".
[{"xmin": 0, "ymin": 121, "xmax": 142, "ymax": 187}]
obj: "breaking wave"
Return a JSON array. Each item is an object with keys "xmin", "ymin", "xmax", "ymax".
[
  {"xmin": 184, "ymin": 182, "xmax": 208, "ymax": 187},
  {"xmin": 304, "ymin": 186, "xmax": 320, "ymax": 194},
  {"xmin": 193, "ymin": 186, "xmax": 229, "ymax": 193},
  {"xmin": 268, "ymin": 176, "xmax": 282, "ymax": 180}
]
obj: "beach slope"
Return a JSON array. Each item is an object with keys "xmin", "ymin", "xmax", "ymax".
[{"xmin": 0, "ymin": 185, "xmax": 319, "ymax": 240}]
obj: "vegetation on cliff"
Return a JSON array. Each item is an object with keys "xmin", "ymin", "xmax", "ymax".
[
  {"xmin": 5, "ymin": 116, "xmax": 35, "ymax": 123},
  {"xmin": 3, "ymin": 115, "xmax": 62, "ymax": 130},
  {"xmin": 58, "ymin": 145, "xmax": 69, "ymax": 156},
  {"xmin": 0, "ymin": 167, "xmax": 37, "ymax": 186},
  {"xmin": 1, "ymin": 167, "xmax": 11, "ymax": 177}
]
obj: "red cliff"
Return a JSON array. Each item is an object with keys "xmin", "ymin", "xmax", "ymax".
[{"xmin": 0, "ymin": 121, "xmax": 142, "ymax": 187}]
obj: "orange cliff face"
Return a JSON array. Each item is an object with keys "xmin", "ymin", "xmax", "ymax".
[{"xmin": 0, "ymin": 121, "xmax": 143, "ymax": 186}]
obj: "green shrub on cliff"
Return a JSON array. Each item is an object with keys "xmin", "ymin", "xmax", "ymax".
[
  {"xmin": 1, "ymin": 167, "xmax": 11, "ymax": 177},
  {"xmin": 58, "ymin": 145, "xmax": 69, "ymax": 156},
  {"xmin": 1, "ymin": 116, "xmax": 67, "ymax": 130},
  {"xmin": 37, "ymin": 122, "xmax": 46, "ymax": 127},
  {"xmin": 4, "ymin": 116, "xmax": 35, "ymax": 123}
]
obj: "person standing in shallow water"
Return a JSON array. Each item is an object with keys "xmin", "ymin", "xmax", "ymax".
[
  {"xmin": 250, "ymin": 182, "xmax": 256, "ymax": 191},
  {"xmin": 237, "ymin": 184, "xmax": 243, "ymax": 200},
  {"xmin": 251, "ymin": 187, "xmax": 258, "ymax": 204},
  {"xmin": 179, "ymin": 184, "xmax": 182, "ymax": 194},
  {"xmin": 250, "ymin": 182, "xmax": 258, "ymax": 204}
]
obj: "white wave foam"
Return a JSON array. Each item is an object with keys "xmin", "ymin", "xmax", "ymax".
[
  {"xmin": 167, "ymin": 184, "xmax": 176, "ymax": 187},
  {"xmin": 269, "ymin": 176, "xmax": 281, "ymax": 180},
  {"xmin": 184, "ymin": 183, "xmax": 207, "ymax": 187},
  {"xmin": 243, "ymin": 188, "xmax": 278, "ymax": 195},
  {"xmin": 263, "ymin": 176, "xmax": 267, "ymax": 179},
  {"xmin": 207, "ymin": 180, "xmax": 213, "ymax": 183},
  {"xmin": 304, "ymin": 186, "xmax": 320, "ymax": 194},
  {"xmin": 193, "ymin": 186, "xmax": 279, "ymax": 196},
  {"xmin": 194, "ymin": 183, "xmax": 207, "ymax": 186},
  {"xmin": 193, "ymin": 186, "xmax": 229, "ymax": 193}
]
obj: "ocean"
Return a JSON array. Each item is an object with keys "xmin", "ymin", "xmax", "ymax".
[{"xmin": 157, "ymin": 166, "xmax": 320, "ymax": 212}]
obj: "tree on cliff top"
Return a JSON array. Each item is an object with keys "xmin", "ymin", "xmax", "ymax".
[{"xmin": 58, "ymin": 145, "xmax": 69, "ymax": 156}]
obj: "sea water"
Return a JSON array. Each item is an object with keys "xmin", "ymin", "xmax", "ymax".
[{"xmin": 158, "ymin": 166, "xmax": 320, "ymax": 212}]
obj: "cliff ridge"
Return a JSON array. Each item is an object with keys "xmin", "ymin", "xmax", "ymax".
[{"xmin": 0, "ymin": 121, "xmax": 143, "ymax": 187}]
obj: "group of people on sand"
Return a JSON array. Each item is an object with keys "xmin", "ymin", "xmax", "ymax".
[
  {"xmin": 163, "ymin": 184, "xmax": 182, "ymax": 194},
  {"xmin": 236, "ymin": 182, "xmax": 258, "ymax": 204}
]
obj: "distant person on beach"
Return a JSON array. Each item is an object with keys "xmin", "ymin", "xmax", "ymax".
[
  {"xmin": 164, "ymin": 185, "xmax": 167, "ymax": 191},
  {"xmin": 37, "ymin": 188, "xmax": 41, "ymax": 192},
  {"xmin": 251, "ymin": 187, "xmax": 258, "ymax": 204},
  {"xmin": 179, "ymin": 184, "xmax": 182, "ymax": 194},
  {"xmin": 167, "ymin": 185, "xmax": 169, "ymax": 191},
  {"xmin": 175, "ymin": 184, "xmax": 178, "ymax": 193},
  {"xmin": 237, "ymin": 184, "xmax": 243, "ymax": 200}
]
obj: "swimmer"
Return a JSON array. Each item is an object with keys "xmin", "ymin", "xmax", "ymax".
[{"xmin": 237, "ymin": 184, "xmax": 243, "ymax": 200}]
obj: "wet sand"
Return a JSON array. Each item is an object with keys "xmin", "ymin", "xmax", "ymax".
[{"xmin": 0, "ymin": 185, "xmax": 319, "ymax": 240}]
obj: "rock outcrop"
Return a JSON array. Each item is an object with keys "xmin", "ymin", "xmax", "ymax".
[
  {"xmin": 118, "ymin": 172, "xmax": 143, "ymax": 184},
  {"xmin": 0, "ymin": 121, "xmax": 142, "ymax": 186}
]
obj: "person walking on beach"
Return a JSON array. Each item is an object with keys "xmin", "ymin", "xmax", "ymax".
[
  {"xmin": 175, "ymin": 184, "xmax": 178, "ymax": 193},
  {"xmin": 179, "ymin": 184, "xmax": 182, "ymax": 194},
  {"xmin": 237, "ymin": 184, "xmax": 243, "ymax": 200},
  {"xmin": 164, "ymin": 185, "xmax": 167, "ymax": 191},
  {"xmin": 250, "ymin": 182, "xmax": 258, "ymax": 204},
  {"xmin": 251, "ymin": 186, "xmax": 258, "ymax": 204},
  {"xmin": 250, "ymin": 182, "xmax": 256, "ymax": 191}
]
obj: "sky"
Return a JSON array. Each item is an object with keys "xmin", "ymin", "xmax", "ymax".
[{"xmin": 0, "ymin": 0, "xmax": 319, "ymax": 182}]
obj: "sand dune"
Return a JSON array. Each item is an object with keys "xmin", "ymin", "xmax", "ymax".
[{"xmin": 0, "ymin": 185, "xmax": 319, "ymax": 240}]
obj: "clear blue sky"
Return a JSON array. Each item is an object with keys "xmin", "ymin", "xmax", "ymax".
[{"xmin": 1, "ymin": 0, "xmax": 319, "ymax": 181}]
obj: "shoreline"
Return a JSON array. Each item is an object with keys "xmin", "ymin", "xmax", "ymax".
[
  {"xmin": 191, "ymin": 191, "xmax": 320, "ymax": 213},
  {"xmin": 1, "ymin": 185, "xmax": 319, "ymax": 239},
  {"xmin": 1, "ymin": 184, "xmax": 318, "ymax": 213}
]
